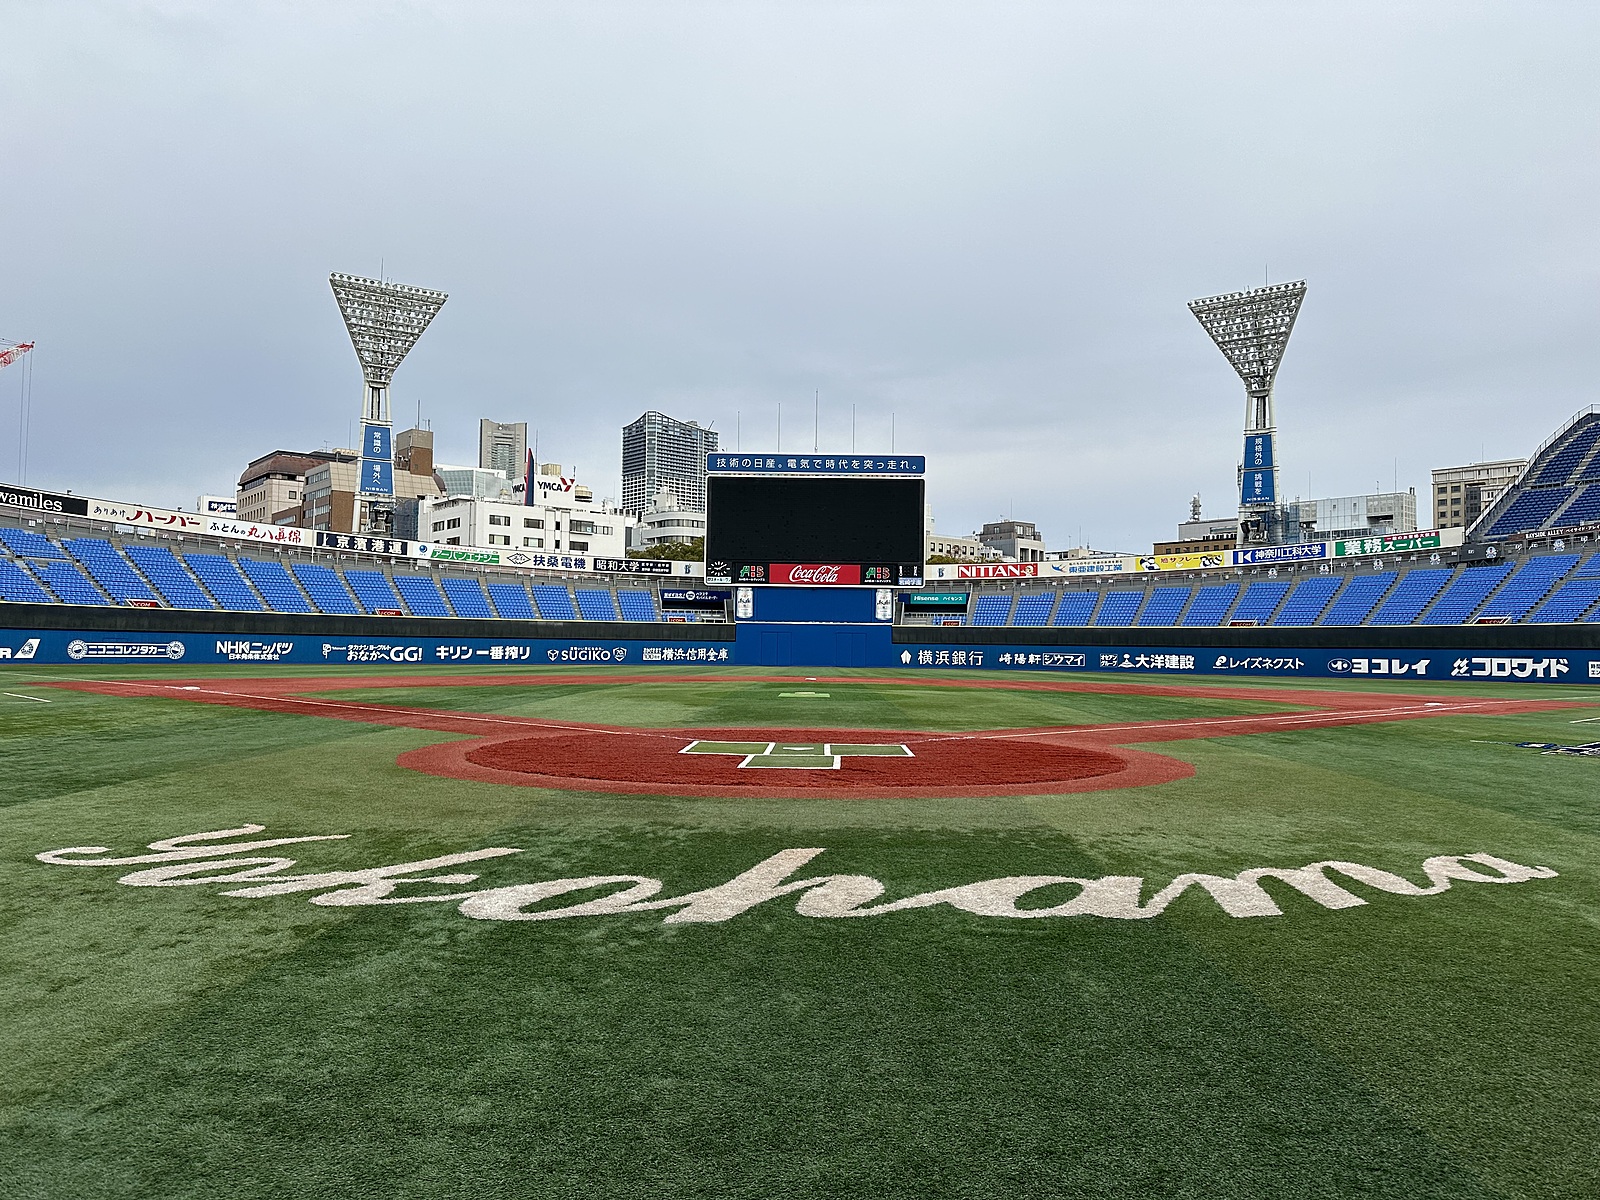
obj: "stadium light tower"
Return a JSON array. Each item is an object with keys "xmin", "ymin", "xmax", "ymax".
[
  {"xmin": 329, "ymin": 272, "xmax": 448, "ymax": 534},
  {"xmin": 1188, "ymin": 280, "xmax": 1307, "ymax": 545}
]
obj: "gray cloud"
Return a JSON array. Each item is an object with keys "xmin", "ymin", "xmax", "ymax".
[{"xmin": 2, "ymin": 1, "xmax": 1596, "ymax": 550}]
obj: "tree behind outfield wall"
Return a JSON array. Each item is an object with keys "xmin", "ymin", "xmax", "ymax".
[{"xmin": 628, "ymin": 537, "xmax": 704, "ymax": 562}]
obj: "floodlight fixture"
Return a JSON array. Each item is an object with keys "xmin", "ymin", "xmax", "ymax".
[
  {"xmin": 1189, "ymin": 280, "xmax": 1306, "ymax": 528},
  {"xmin": 329, "ymin": 272, "xmax": 448, "ymax": 425}
]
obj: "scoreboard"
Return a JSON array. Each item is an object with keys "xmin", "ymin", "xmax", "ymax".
[{"xmin": 704, "ymin": 463, "xmax": 924, "ymax": 587}]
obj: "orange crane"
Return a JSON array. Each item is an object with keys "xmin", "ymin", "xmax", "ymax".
[{"xmin": 0, "ymin": 341, "xmax": 33, "ymax": 370}]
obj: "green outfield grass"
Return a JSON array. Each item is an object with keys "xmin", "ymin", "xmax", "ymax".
[{"xmin": 2, "ymin": 666, "xmax": 1599, "ymax": 1199}]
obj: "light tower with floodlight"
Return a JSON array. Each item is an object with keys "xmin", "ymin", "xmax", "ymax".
[
  {"xmin": 328, "ymin": 272, "xmax": 448, "ymax": 534},
  {"xmin": 1188, "ymin": 280, "xmax": 1307, "ymax": 545}
]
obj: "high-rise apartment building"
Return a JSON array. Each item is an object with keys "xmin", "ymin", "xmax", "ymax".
[
  {"xmin": 620, "ymin": 411, "xmax": 718, "ymax": 516},
  {"xmin": 1430, "ymin": 459, "xmax": 1526, "ymax": 530},
  {"xmin": 478, "ymin": 420, "xmax": 528, "ymax": 482}
]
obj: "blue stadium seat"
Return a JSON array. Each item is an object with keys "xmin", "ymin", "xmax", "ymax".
[
  {"xmin": 35, "ymin": 559, "xmax": 110, "ymax": 605},
  {"xmin": 1092, "ymin": 591, "xmax": 1143, "ymax": 626},
  {"xmin": 1368, "ymin": 568, "xmax": 1454, "ymax": 625},
  {"xmin": 238, "ymin": 558, "xmax": 314, "ymax": 613},
  {"xmin": 575, "ymin": 588, "xmax": 619, "ymax": 621},
  {"xmin": 1532, "ymin": 421, "xmax": 1600, "ymax": 485},
  {"xmin": 1320, "ymin": 573, "xmax": 1397, "ymax": 625},
  {"xmin": 617, "ymin": 590, "xmax": 658, "ymax": 621},
  {"xmin": 531, "ymin": 584, "xmax": 579, "ymax": 620},
  {"xmin": 1554, "ymin": 484, "xmax": 1600, "ymax": 527},
  {"xmin": 1180, "ymin": 583, "xmax": 1240, "ymax": 626},
  {"xmin": 290, "ymin": 563, "xmax": 361, "ymax": 615},
  {"xmin": 482, "ymin": 581, "xmax": 531, "ymax": 619},
  {"xmin": 1528, "ymin": 579, "xmax": 1600, "ymax": 623},
  {"xmin": 1572, "ymin": 553, "xmax": 1600, "ymax": 578},
  {"xmin": 1477, "ymin": 555, "xmax": 1578, "ymax": 621},
  {"xmin": 344, "ymin": 569, "xmax": 404, "ymax": 614},
  {"xmin": 0, "ymin": 527, "xmax": 67, "ymax": 559},
  {"xmin": 1271, "ymin": 576, "xmax": 1343, "ymax": 626},
  {"xmin": 1486, "ymin": 488, "xmax": 1573, "ymax": 537},
  {"xmin": 186, "ymin": 554, "xmax": 265, "ymax": 612},
  {"xmin": 123, "ymin": 543, "xmax": 216, "ymax": 610},
  {"xmin": 1229, "ymin": 579, "xmax": 1291, "ymax": 624},
  {"xmin": 971, "ymin": 595, "xmax": 1014, "ymax": 626},
  {"xmin": 444, "ymin": 577, "xmax": 496, "ymax": 618},
  {"xmin": 393, "ymin": 575, "xmax": 451, "ymax": 617},
  {"xmin": 1051, "ymin": 591, "xmax": 1099, "ymax": 626},
  {"xmin": 1135, "ymin": 586, "xmax": 1190, "ymax": 626},
  {"xmin": 1010, "ymin": 592, "xmax": 1056, "ymax": 626},
  {"xmin": 0, "ymin": 559, "xmax": 53, "ymax": 603},
  {"xmin": 1418, "ymin": 562, "xmax": 1512, "ymax": 625},
  {"xmin": 64, "ymin": 538, "xmax": 157, "ymax": 604}
]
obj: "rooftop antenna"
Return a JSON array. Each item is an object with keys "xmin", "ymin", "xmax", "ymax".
[{"xmin": 1188, "ymin": 279, "xmax": 1307, "ymax": 547}]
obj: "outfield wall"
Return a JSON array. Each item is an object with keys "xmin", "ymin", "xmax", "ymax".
[{"xmin": 2, "ymin": 593, "xmax": 1598, "ymax": 682}]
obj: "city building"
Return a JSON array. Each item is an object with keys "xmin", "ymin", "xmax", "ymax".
[
  {"xmin": 295, "ymin": 429, "xmax": 441, "ymax": 533},
  {"xmin": 1153, "ymin": 515, "xmax": 1238, "ymax": 556},
  {"xmin": 629, "ymin": 486, "xmax": 708, "ymax": 552},
  {"xmin": 621, "ymin": 411, "xmax": 718, "ymax": 516},
  {"xmin": 235, "ymin": 449, "xmax": 355, "ymax": 525},
  {"xmin": 1431, "ymin": 459, "xmax": 1525, "ymax": 531},
  {"xmin": 418, "ymin": 475, "xmax": 632, "ymax": 559},
  {"xmin": 434, "ymin": 464, "xmax": 515, "ymax": 501},
  {"xmin": 978, "ymin": 519, "xmax": 1047, "ymax": 563},
  {"xmin": 478, "ymin": 420, "xmax": 528, "ymax": 482},
  {"xmin": 1296, "ymin": 490, "xmax": 1417, "ymax": 540}
]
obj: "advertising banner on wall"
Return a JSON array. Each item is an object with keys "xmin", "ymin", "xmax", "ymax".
[
  {"xmin": 1233, "ymin": 542, "xmax": 1327, "ymax": 565},
  {"xmin": 1243, "ymin": 433, "xmax": 1274, "ymax": 470},
  {"xmin": 0, "ymin": 484, "xmax": 88, "ymax": 517},
  {"xmin": 592, "ymin": 557, "xmax": 672, "ymax": 575},
  {"xmin": 1334, "ymin": 531, "xmax": 1443, "ymax": 556},
  {"xmin": 1136, "ymin": 553, "xmax": 1228, "ymax": 572},
  {"xmin": 205, "ymin": 518, "xmax": 315, "ymax": 547},
  {"xmin": 87, "ymin": 499, "xmax": 204, "ymax": 531},
  {"xmin": 1241, "ymin": 469, "xmax": 1276, "ymax": 504}
]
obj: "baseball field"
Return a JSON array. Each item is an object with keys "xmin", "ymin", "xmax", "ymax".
[{"xmin": 2, "ymin": 664, "xmax": 1597, "ymax": 1198}]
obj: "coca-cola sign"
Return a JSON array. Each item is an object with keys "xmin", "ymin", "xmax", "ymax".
[{"xmin": 771, "ymin": 563, "xmax": 862, "ymax": 585}]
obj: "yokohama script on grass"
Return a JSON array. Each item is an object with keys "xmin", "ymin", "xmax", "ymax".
[{"xmin": 36, "ymin": 827, "xmax": 1559, "ymax": 925}]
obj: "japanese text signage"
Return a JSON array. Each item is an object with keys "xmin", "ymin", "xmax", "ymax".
[
  {"xmin": 1241, "ymin": 469, "xmax": 1276, "ymax": 505},
  {"xmin": 1244, "ymin": 434, "xmax": 1274, "ymax": 470},
  {"xmin": 316, "ymin": 532, "xmax": 409, "ymax": 556},
  {"xmin": 361, "ymin": 458, "xmax": 394, "ymax": 497},
  {"xmin": 592, "ymin": 557, "xmax": 672, "ymax": 575},
  {"xmin": 1334, "ymin": 531, "xmax": 1443, "ymax": 557},
  {"xmin": 707, "ymin": 455, "xmax": 925, "ymax": 475}
]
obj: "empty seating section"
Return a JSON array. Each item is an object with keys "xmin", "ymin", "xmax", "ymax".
[
  {"xmin": 1136, "ymin": 587, "xmax": 1191, "ymax": 626},
  {"xmin": 186, "ymin": 554, "xmax": 264, "ymax": 611},
  {"xmin": 1052, "ymin": 591, "xmax": 1099, "ymax": 625},
  {"xmin": 1320, "ymin": 573, "xmax": 1396, "ymax": 625},
  {"xmin": 531, "ymin": 585, "xmax": 578, "ymax": 621},
  {"xmin": 617, "ymin": 590, "xmax": 658, "ymax": 621},
  {"xmin": 1369, "ymin": 569, "xmax": 1454, "ymax": 625},
  {"xmin": 1011, "ymin": 592, "xmax": 1056, "ymax": 626},
  {"xmin": 1092, "ymin": 591, "xmax": 1144, "ymax": 626},
  {"xmin": 1229, "ymin": 580, "xmax": 1290, "ymax": 624},
  {"xmin": 65, "ymin": 538, "xmax": 155, "ymax": 603},
  {"xmin": 1555, "ymin": 484, "xmax": 1600, "ymax": 527},
  {"xmin": 393, "ymin": 575, "xmax": 451, "ymax": 617},
  {"xmin": 345, "ymin": 569, "xmax": 403, "ymax": 614},
  {"xmin": 1477, "ymin": 555, "xmax": 1578, "ymax": 620},
  {"xmin": 971, "ymin": 595, "xmax": 1014, "ymax": 626},
  {"xmin": 1271, "ymin": 576, "xmax": 1343, "ymax": 626},
  {"xmin": 0, "ymin": 527, "xmax": 67, "ymax": 558},
  {"xmin": 1574, "ymin": 553, "xmax": 1600, "ymax": 577},
  {"xmin": 0, "ymin": 559, "xmax": 52, "ymax": 603},
  {"xmin": 1419, "ymin": 563, "xmax": 1512, "ymax": 624},
  {"xmin": 123, "ymin": 544, "xmax": 215, "ymax": 609},
  {"xmin": 445, "ymin": 577, "xmax": 497, "ymax": 618},
  {"xmin": 575, "ymin": 588, "xmax": 619, "ymax": 621},
  {"xmin": 1533, "ymin": 421, "xmax": 1600, "ymax": 484},
  {"xmin": 1486, "ymin": 488, "xmax": 1572, "ymax": 537},
  {"xmin": 238, "ymin": 558, "xmax": 313, "ymax": 613},
  {"xmin": 1528, "ymin": 580, "xmax": 1600, "ymax": 623},
  {"xmin": 35, "ymin": 560, "xmax": 109, "ymax": 605},
  {"xmin": 291, "ymin": 563, "xmax": 360, "ymax": 615},
  {"xmin": 1180, "ymin": 583, "xmax": 1239, "ymax": 626},
  {"xmin": 481, "ymin": 581, "xmax": 530, "ymax": 619}
]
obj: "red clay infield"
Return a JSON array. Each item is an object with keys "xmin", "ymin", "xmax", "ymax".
[{"xmin": 44, "ymin": 673, "xmax": 1591, "ymax": 800}]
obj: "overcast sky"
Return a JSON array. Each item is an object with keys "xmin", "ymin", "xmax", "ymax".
[{"xmin": 2, "ymin": 1, "xmax": 1597, "ymax": 550}]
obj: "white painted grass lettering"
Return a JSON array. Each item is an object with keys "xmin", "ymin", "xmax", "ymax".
[{"xmin": 36, "ymin": 827, "xmax": 1558, "ymax": 926}]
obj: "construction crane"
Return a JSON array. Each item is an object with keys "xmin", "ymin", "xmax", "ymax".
[{"xmin": 0, "ymin": 341, "xmax": 33, "ymax": 370}]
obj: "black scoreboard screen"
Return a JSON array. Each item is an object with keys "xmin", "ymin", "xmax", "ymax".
[{"xmin": 705, "ymin": 476, "xmax": 924, "ymax": 586}]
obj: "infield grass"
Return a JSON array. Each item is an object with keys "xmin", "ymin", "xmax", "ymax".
[{"xmin": 1, "ymin": 666, "xmax": 1597, "ymax": 1199}]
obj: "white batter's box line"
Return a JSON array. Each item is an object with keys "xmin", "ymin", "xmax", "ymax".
[{"xmin": 678, "ymin": 740, "xmax": 914, "ymax": 770}]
